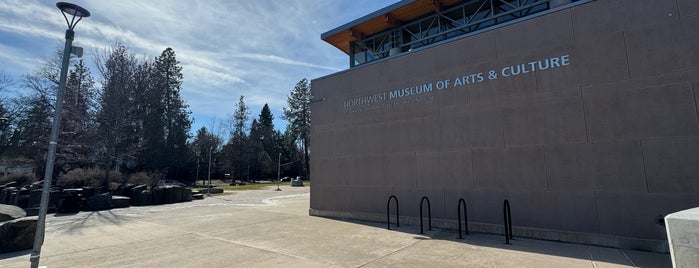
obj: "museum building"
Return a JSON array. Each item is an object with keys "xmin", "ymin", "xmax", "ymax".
[{"xmin": 309, "ymin": 0, "xmax": 699, "ymax": 251}]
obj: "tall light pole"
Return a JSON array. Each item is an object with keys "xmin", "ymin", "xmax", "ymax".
[
  {"xmin": 275, "ymin": 152, "xmax": 281, "ymax": 191},
  {"xmin": 30, "ymin": 2, "xmax": 90, "ymax": 268},
  {"xmin": 207, "ymin": 145, "xmax": 212, "ymax": 196}
]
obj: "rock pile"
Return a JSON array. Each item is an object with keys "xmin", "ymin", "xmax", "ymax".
[{"xmin": 0, "ymin": 204, "xmax": 37, "ymax": 253}]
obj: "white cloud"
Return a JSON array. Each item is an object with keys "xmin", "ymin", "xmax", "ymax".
[
  {"xmin": 232, "ymin": 53, "xmax": 342, "ymax": 72},
  {"xmin": 0, "ymin": 0, "xmax": 398, "ymax": 133}
]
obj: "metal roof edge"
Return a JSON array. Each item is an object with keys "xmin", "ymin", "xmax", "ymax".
[
  {"xmin": 320, "ymin": 0, "xmax": 416, "ymax": 40},
  {"xmin": 313, "ymin": 0, "xmax": 595, "ymax": 82}
]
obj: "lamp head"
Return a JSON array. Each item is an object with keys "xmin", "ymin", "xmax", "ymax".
[
  {"xmin": 57, "ymin": 2, "xmax": 90, "ymax": 18},
  {"xmin": 56, "ymin": 2, "xmax": 90, "ymax": 31}
]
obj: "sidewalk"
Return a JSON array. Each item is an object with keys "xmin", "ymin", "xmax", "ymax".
[{"xmin": 0, "ymin": 186, "xmax": 671, "ymax": 267}]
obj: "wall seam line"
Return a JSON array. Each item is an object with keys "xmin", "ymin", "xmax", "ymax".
[
  {"xmin": 542, "ymin": 145, "xmax": 550, "ymax": 191},
  {"xmin": 580, "ymin": 85, "xmax": 590, "ymax": 144},
  {"xmin": 639, "ymin": 140, "xmax": 650, "ymax": 193},
  {"xmin": 691, "ymin": 82, "xmax": 699, "ymax": 125},
  {"xmin": 622, "ymin": 31, "xmax": 632, "ymax": 79}
]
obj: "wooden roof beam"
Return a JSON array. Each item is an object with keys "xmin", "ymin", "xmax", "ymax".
[
  {"xmin": 348, "ymin": 28, "xmax": 361, "ymax": 41},
  {"xmin": 384, "ymin": 14, "xmax": 398, "ymax": 27},
  {"xmin": 429, "ymin": 0, "xmax": 442, "ymax": 13}
]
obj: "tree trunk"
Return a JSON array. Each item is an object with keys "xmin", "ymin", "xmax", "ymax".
[{"xmin": 102, "ymin": 158, "xmax": 110, "ymax": 193}]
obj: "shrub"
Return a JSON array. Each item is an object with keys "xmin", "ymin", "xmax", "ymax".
[
  {"xmin": 58, "ymin": 168, "xmax": 123, "ymax": 189},
  {"xmin": 0, "ymin": 172, "xmax": 38, "ymax": 187},
  {"xmin": 126, "ymin": 172, "xmax": 162, "ymax": 187}
]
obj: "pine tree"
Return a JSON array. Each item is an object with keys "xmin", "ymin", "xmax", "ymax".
[
  {"xmin": 13, "ymin": 96, "xmax": 52, "ymax": 177},
  {"xmin": 247, "ymin": 104, "xmax": 279, "ymax": 180},
  {"xmin": 152, "ymin": 47, "xmax": 192, "ymax": 181},
  {"xmin": 96, "ymin": 44, "xmax": 138, "ymax": 189},
  {"xmin": 59, "ymin": 59, "xmax": 96, "ymax": 170},
  {"xmin": 191, "ymin": 127, "xmax": 219, "ymax": 185},
  {"xmin": 283, "ymin": 78, "xmax": 311, "ymax": 179},
  {"xmin": 222, "ymin": 95, "xmax": 250, "ymax": 180},
  {"xmin": 136, "ymin": 60, "xmax": 167, "ymax": 172},
  {"xmin": 258, "ymin": 103, "xmax": 275, "ymax": 154},
  {"xmin": 230, "ymin": 95, "xmax": 249, "ymax": 142}
]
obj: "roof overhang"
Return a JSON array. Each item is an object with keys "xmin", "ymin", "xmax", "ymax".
[{"xmin": 321, "ymin": 0, "xmax": 462, "ymax": 55}]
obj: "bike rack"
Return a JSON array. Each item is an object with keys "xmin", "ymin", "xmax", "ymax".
[
  {"xmin": 420, "ymin": 196, "xmax": 432, "ymax": 234},
  {"xmin": 457, "ymin": 198, "xmax": 468, "ymax": 238},
  {"xmin": 503, "ymin": 199, "xmax": 513, "ymax": 244},
  {"xmin": 387, "ymin": 195, "xmax": 400, "ymax": 229}
]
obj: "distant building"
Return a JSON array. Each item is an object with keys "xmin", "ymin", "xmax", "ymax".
[{"xmin": 310, "ymin": 0, "xmax": 699, "ymax": 252}]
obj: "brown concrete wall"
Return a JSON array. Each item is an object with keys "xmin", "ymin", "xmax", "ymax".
[{"xmin": 310, "ymin": 0, "xmax": 699, "ymax": 249}]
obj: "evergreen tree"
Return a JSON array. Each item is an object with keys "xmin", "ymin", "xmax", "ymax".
[
  {"xmin": 152, "ymin": 47, "xmax": 192, "ymax": 181},
  {"xmin": 135, "ymin": 60, "xmax": 167, "ymax": 172},
  {"xmin": 247, "ymin": 104, "xmax": 279, "ymax": 180},
  {"xmin": 95, "ymin": 44, "xmax": 138, "ymax": 189},
  {"xmin": 222, "ymin": 95, "xmax": 249, "ymax": 180},
  {"xmin": 13, "ymin": 96, "xmax": 51, "ymax": 177},
  {"xmin": 59, "ymin": 59, "xmax": 96, "ymax": 170},
  {"xmin": 283, "ymin": 78, "xmax": 311, "ymax": 179},
  {"xmin": 257, "ymin": 104, "xmax": 275, "ymax": 154},
  {"xmin": 230, "ymin": 95, "xmax": 249, "ymax": 141},
  {"xmin": 191, "ymin": 127, "xmax": 219, "ymax": 185},
  {"xmin": 281, "ymin": 127, "xmax": 302, "ymax": 178}
]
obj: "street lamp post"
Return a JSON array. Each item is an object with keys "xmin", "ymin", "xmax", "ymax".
[
  {"xmin": 207, "ymin": 146, "xmax": 212, "ymax": 196},
  {"xmin": 275, "ymin": 152, "xmax": 281, "ymax": 191},
  {"xmin": 30, "ymin": 3, "xmax": 90, "ymax": 268}
]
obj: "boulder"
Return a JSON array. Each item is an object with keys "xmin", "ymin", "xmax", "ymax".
[
  {"xmin": 152, "ymin": 187, "xmax": 164, "ymax": 205},
  {"xmin": 121, "ymin": 183, "xmax": 136, "ymax": 197},
  {"xmin": 24, "ymin": 208, "xmax": 39, "ymax": 217},
  {"xmin": 183, "ymin": 188, "xmax": 193, "ymax": 202},
  {"xmin": 130, "ymin": 185, "xmax": 147, "ymax": 206},
  {"xmin": 49, "ymin": 190, "xmax": 61, "ymax": 210},
  {"xmin": 58, "ymin": 189, "xmax": 83, "ymax": 213},
  {"xmin": 84, "ymin": 193, "xmax": 111, "ymax": 211},
  {"xmin": 1, "ymin": 187, "xmax": 18, "ymax": 205},
  {"xmin": 163, "ymin": 186, "xmax": 174, "ymax": 204},
  {"xmin": 29, "ymin": 181, "xmax": 43, "ymax": 190},
  {"xmin": 28, "ymin": 190, "xmax": 42, "ymax": 208},
  {"xmin": 18, "ymin": 187, "xmax": 29, "ymax": 196},
  {"xmin": 8, "ymin": 190, "xmax": 19, "ymax": 206},
  {"xmin": 0, "ymin": 187, "xmax": 5, "ymax": 204},
  {"xmin": 136, "ymin": 190, "xmax": 152, "ymax": 206},
  {"xmin": 172, "ymin": 186, "xmax": 183, "ymax": 203},
  {"xmin": 0, "ymin": 204, "xmax": 26, "ymax": 222},
  {"xmin": 0, "ymin": 216, "xmax": 37, "ymax": 253},
  {"xmin": 17, "ymin": 194, "xmax": 29, "ymax": 208},
  {"xmin": 131, "ymin": 185, "xmax": 147, "ymax": 195},
  {"xmin": 111, "ymin": 196, "xmax": 130, "ymax": 209},
  {"xmin": 82, "ymin": 187, "xmax": 97, "ymax": 199},
  {"xmin": 1, "ymin": 181, "xmax": 17, "ymax": 188},
  {"xmin": 291, "ymin": 180, "xmax": 304, "ymax": 187},
  {"xmin": 202, "ymin": 188, "xmax": 223, "ymax": 194}
]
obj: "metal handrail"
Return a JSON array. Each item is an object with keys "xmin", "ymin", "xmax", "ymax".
[
  {"xmin": 387, "ymin": 195, "xmax": 400, "ymax": 229},
  {"xmin": 420, "ymin": 196, "xmax": 432, "ymax": 234},
  {"xmin": 504, "ymin": 199, "xmax": 513, "ymax": 244},
  {"xmin": 458, "ymin": 198, "xmax": 468, "ymax": 238}
]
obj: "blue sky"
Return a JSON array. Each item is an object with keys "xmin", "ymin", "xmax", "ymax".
[{"xmin": 0, "ymin": 0, "xmax": 396, "ymax": 137}]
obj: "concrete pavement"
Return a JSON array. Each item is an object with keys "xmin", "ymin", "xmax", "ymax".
[{"xmin": 0, "ymin": 185, "xmax": 671, "ymax": 267}]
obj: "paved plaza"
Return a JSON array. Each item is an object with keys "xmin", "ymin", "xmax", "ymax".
[{"xmin": 1, "ymin": 186, "xmax": 671, "ymax": 267}]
